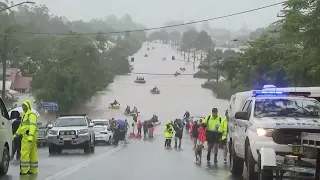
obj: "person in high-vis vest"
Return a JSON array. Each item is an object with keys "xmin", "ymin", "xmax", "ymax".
[
  {"xmin": 219, "ymin": 114, "xmax": 228, "ymax": 163},
  {"xmin": 13, "ymin": 101, "xmax": 38, "ymax": 175},
  {"xmin": 164, "ymin": 120, "xmax": 174, "ymax": 148},
  {"xmin": 201, "ymin": 108, "xmax": 222, "ymax": 164}
]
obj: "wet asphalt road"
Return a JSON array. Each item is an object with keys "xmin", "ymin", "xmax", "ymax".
[{"xmin": 1, "ymin": 42, "xmax": 244, "ymax": 180}]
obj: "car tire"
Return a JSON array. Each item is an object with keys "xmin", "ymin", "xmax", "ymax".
[
  {"xmin": 246, "ymin": 144, "xmax": 258, "ymax": 180},
  {"xmin": 0, "ymin": 146, "xmax": 9, "ymax": 176},
  {"xmin": 107, "ymin": 137, "xmax": 111, "ymax": 145},
  {"xmin": 84, "ymin": 141, "xmax": 91, "ymax": 154},
  {"xmin": 49, "ymin": 144, "xmax": 56, "ymax": 155},
  {"xmin": 230, "ymin": 142, "xmax": 244, "ymax": 176}
]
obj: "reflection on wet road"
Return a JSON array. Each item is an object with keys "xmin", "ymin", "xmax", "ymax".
[{"xmin": 2, "ymin": 42, "xmax": 242, "ymax": 180}]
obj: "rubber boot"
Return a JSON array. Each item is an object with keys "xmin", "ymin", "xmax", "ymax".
[{"xmin": 214, "ymin": 154, "xmax": 218, "ymax": 164}]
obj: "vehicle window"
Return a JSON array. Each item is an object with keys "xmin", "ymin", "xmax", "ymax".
[
  {"xmin": 254, "ymin": 98, "xmax": 320, "ymax": 118},
  {"xmin": 0, "ymin": 98, "xmax": 8, "ymax": 119},
  {"xmin": 55, "ymin": 118, "xmax": 87, "ymax": 127},
  {"xmin": 242, "ymin": 100, "xmax": 250, "ymax": 111},
  {"xmin": 247, "ymin": 101, "xmax": 253, "ymax": 116},
  {"xmin": 92, "ymin": 121, "xmax": 108, "ymax": 126}
]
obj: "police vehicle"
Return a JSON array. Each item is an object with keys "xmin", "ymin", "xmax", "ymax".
[
  {"xmin": 92, "ymin": 119, "xmax": 113, "ymax": 145},
  {"xmin": 228, "ymin": 86, "xmax": 320, "ymax": 180},
  {"xmin": 46, "ymin": 114, "xmax": 95, "ymax": 155}
]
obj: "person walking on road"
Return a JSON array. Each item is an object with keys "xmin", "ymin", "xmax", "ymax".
[
  {"xmin": 164, "ymin": 120, "xmax": 174, "ymax": 148},
  {"xmin": 201, "ymin": 108, "xmax": 222, "ymax": 164},
  {"xmin": 13, "ymin": 101, "xmax": 39, "ymax": 175},
  {"xmin": 219, "ymin": 110, "xmax": 229, "ymax": 163},
  {"xmin": 174, "ymin": 119, "xmax": 183, "ymax": 149}
]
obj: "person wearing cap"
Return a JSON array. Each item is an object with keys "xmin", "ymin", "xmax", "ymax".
[
  {"xmin": 13, "ymin": 101, "xmax": 38, "ymax": 175},
  {"xmin": 219, "ymin": 110, "xmax": 229, "ymax": 163},
  {"xmin": 201, "ymin": 108, "xmax": 222, "ymax": 164}
]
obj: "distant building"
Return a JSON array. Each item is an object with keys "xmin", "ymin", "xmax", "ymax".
[{"xmin": 0, "ymin": 68, "xmax": 32, "ymax": 93}]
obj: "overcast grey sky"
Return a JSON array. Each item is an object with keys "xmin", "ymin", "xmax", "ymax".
[{"xmin": 25, "ymin": 0, "xmax": 283, "ymax": 30}]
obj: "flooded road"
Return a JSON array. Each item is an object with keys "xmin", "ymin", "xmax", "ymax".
[
  {"xmin": 3, "ymin": 42, "xmax": 241, "ymax": 180},
  {"xmin": 84, "ymin": 42, "xmax": 229, "ymax": 122}
]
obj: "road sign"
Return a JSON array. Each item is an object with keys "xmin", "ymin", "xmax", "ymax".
[{"xmin": 42, "ymin": 102, "xmax": 58, "ymax": 111}]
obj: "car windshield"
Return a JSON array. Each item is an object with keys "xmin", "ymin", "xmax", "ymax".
[
  {"xmin": 254, "ymin": 98, "xmax": 320, "ymax": 118},
  {"xmin": 92, "ymin": 121, "xmax": 108, "ymax": 126},
  {"xmin": 55, "ymin": 118, "xmax": 87, "ymax": 127}
]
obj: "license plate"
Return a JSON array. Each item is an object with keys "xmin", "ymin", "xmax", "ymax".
[
  {"xmin": 292, "ymin": 146, "xmax": 303, "ymax": 155},
  {"xmin": 286, "ymin": 166, "xmax": 315, "ymax": 174},
  {"xmin": 62, "ymin": 135, "xmax": 75, "ymax": 140},
  {"xmin": 95, "ymin": 137, "xmax": 103, "ymax": 140}
]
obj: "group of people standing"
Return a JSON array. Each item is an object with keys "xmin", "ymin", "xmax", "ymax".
[{"xmin": 166, "ymin": 108, "xmax": 229, "ymax": 164}]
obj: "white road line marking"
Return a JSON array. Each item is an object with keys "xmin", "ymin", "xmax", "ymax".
[{"xmin": 43, "ymin": 140, "xmax": 136, "ymax": 180}]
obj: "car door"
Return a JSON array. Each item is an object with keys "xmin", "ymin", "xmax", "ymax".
[
  {"xmin": 0, "ymin": 98, "xmax": 10, "ymax": 158},
  {"xmin": 238, "ymin": 99, "xmax": 253, "ymax": 157},
  {"xmin": 234, "ymin": 99, "xmax": 251, "ymax": 157}
]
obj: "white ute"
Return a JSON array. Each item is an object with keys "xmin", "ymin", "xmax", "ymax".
[
  {"xmin": 46, "ymin": 114, "xmax": 95, "ymax": 154},
  {"xmin": 92, "ymin": 119, "xmax": 113, "ymax": 145},
  {"xmin": 228, "ymin": 85, "xmax": 320, "ymax": 180}
]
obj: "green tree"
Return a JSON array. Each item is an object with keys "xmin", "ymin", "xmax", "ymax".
[
  {"xmin": 181, "ymin": 29, "xmax": 198, "ymax": 50},
  {"xmin": 194, "ymin": 31, "xmax": 212, "ymax": 51}
]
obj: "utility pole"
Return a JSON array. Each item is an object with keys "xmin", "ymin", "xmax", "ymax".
[
  {"xmin": 2, "ymin": 32, "xmax": 7, "ymax": 99},
  {"xmin": 200, "ymin": 52, "xmax": 203, "ymax": 61},
  {"xmin": 183, "ymin": 50, "xmax": 186, "ymax": 60},
  {"xmin": 207, "ymin": 48, "xmax": 212, "ymax": 82},
  {"xmin": 193, "ymin": 49, "xmax": 196, "ymax": 71},
  {"xmin": 187, "ymin": 44, "xmax": 190, "ymax": 62},
  {"xmin": 216, "ymin": 58, "xmax": 219, "ymax": 82}
]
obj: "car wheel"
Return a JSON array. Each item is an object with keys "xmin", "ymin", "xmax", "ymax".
[
  {"xmin": 230, "ymin": 142, "xmax": 244, "ymax": 176},
  {"xmin": 49, "ymin": 144, "xmax": 56, "ymax": 155},
  {"xmin": 246, "ymin": 144, "xmax": 258, "ymax": 180},
  {"xmin": 84, "ymin": 141, "xmax": 91, "ymax": 154},
  {"xmin": 107, "ymin": 137, "xmax": 111, "ymax": 145},
  {"xmin": 0, "ymin": 146, "xmax": 9, "ymax": 176}
]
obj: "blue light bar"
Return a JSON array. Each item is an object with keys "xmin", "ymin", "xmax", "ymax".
[{"xmin": 253, "ymin": 90, "xmax": 311, "ymax": 97}]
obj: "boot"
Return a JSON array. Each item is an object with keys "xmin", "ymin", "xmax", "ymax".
[
  {"xmin": 214, "ymin": 154, "xmax": 218, "ymax": 164},
  {"xmin": 174, "ymin": 142, "xmax": 177, "ymax": 148}
]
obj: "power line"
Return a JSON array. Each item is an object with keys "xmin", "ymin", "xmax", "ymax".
[
  {"xmin": 0, "ymin": 1, "xmax": 35, "ymax": 11},
  {"xmin": 6, "ymin": 2, "xmax": 284, "ymax": 36}
]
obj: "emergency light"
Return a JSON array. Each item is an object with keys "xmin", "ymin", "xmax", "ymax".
[{"xmin": 253, "ymin": 90, "xmax": 311, "ymax": 97}]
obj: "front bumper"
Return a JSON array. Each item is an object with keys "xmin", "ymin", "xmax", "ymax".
[
  {"xmin": 95, "ymin": 134, "xmax": 109, "ymax": 142},
  {"xmin": 47, "ymin": 135, "xmax": 90, "ymax": 146}
]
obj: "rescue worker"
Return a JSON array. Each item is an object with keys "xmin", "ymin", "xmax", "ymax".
[
  {"xmin": 13, "ymin": 101, "xmax": 38, "ymax": 175},
  {"xmin": 201, "ymin": 108, "xmax": 222, "ymax": 164},
  {"xmin": 164, "ymin": 120, "xmax": 174, "ymax": 148},
  {"xmin": 143, "ymin": 121, "xmax": 148, "ymax": 137},
  {"xmin": 219, "ymin": 113, "xmax": 228, "ymax": 163}
]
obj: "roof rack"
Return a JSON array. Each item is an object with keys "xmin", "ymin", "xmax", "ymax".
[{"xmin": 59, "ymin": 114, "xmax": 87, "ymax": 117}]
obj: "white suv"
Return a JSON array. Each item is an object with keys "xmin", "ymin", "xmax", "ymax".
[
  {"xmin": 229, "ymin": 90, "xmax": 320, "ymax": 180},
  {"xmin": 47, "ymin": 114, "xmax": 95, "ymax": 155},
  {"xmin": 0, "ymin": 98, "xmax": 15, "ymax": 176}
]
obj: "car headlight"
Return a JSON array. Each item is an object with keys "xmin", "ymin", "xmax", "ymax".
[
  {"xmin": 78, "ymin": 129, "xmax": 89, "ymax": 134},
  {"xmin": 256, "ymin": 128, "xmax": 273, "ymax": 137},
  {"xmin": 48, "ymin": 130, "xmax": 58, "ymax": 135}
]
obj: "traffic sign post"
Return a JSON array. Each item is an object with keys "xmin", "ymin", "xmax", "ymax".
[{"xmin": 42, "ymin": 102, "xmax": 58, "ymax": 111}]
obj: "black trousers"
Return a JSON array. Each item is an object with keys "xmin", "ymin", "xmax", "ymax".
[
  {"xmin": 164, "ymin": 139, "xmax": 172, "ymax": 147},
  {"xmin": 137, "ymin": 128, "xmax": 141, "ymax": 134},
  {"xmin": 12, "ymin": 138, "xmax": 21, "ymax": 160}
]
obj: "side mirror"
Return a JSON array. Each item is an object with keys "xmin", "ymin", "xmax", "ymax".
[
  {"xmin": 9, "ymin": 111, "xmax": 20, "ymax": 120},
  {"xmin": 107, "ymin": 127, "xmax": 111, "ymax": 131},
  {"xmin": 235, "ymin": 111, "xmax": 249, "ymax": 120},
  {"xmin": 47, "ymin": 124, "xmax": 53, "ymax": 129},
  {"xmin": 89, "ymin": 122, "xmax": 94, "ymax": 127}
]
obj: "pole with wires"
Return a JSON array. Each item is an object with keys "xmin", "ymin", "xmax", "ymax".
[{"xmin": 2, "ymin": 31, "xmax": 7, "ymax": 99}]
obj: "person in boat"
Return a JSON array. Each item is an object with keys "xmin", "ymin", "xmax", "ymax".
[
  {"xmin": 151, "ymin": 114, "xmax": 158, "ymax": 122},
  {"xmin": 132, "ymin": 107, "xmax": 138, "ymax": 113},
  {"xmin": 152, "ymin": 86, "xmax": 158, "ymax": 91},
  {"xmin": 125, "ymin": 106, "xmax": 130, "ymax": 114},
  {"xmin": 110, "ymin": 100, "xmax": 119, "ymax": 107}
]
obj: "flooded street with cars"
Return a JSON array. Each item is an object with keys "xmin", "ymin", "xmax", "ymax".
[{"xmin": 2, "ymin": 43, "xmax": 241, "ymax": 180}]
